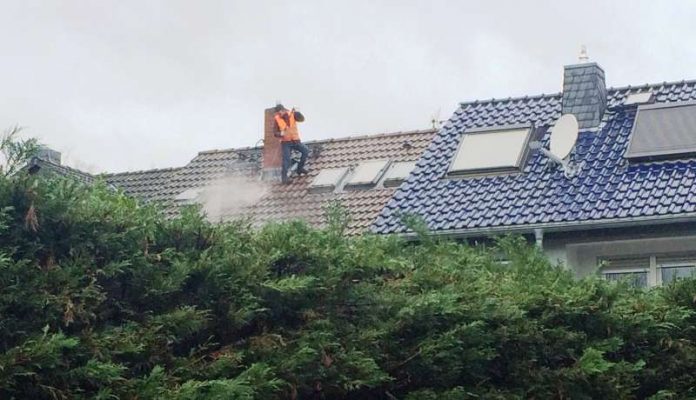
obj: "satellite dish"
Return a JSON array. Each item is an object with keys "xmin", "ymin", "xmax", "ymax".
[
  {"xmin": 528, "ymin": 114, "xmax": 583, "ymax": 178},
  {"xmin": 549, "ymin": 114, "xmax": 579, "ymax": 160}
]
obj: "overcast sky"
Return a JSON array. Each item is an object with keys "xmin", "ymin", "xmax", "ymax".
[{"xmin": 1, "ymin": 1, "xmax": 695, "ymax": 172}]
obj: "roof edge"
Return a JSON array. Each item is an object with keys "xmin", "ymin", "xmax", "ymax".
[
  {"xmin": 456, "ymin": 77, "xmax": 696, "ymax": 109},
  {"xmin": 395, "ymin": 213, "xmax": 696, "ymax": 240},
  {"xmin": 103, "ymin": 166, "xmax": 183, "ymax": 177}
]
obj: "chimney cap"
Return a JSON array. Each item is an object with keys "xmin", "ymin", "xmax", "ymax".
[
  {"xmin": 578, "ymin": 45, "xmax": 589, "ymax": 63},
  {"xmin": 563, "ymin": 61, "xmax": 604, "ymax": 72}
]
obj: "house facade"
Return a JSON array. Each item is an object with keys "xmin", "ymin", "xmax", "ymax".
[
  {"xmin": 373, "ymin": 60, "xmax": 696, "ymax": 287},
  {"xmin": 25, "ymin": 60, "xmax": 696, "ymax": 286}
]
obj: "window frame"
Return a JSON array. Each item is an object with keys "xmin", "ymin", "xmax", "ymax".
[
  {"xmin": 601, "ymin": 267, "xmax": 649, "ymax": 288},
  {"xmin": 598, "ymin": 253, "xmax": 696, "ymax": 287},
  {"xmin": 625, "ymin": 101, "xmax": 696, "ymax": 160},
  {"xmin": 624, "ymin": 92, "xmax": 653, "ymax": 106},
  {"xmin": 344, "ymin": 159, "xmax": 391, "ymax": 188},
  {"xmin": 657, "ymin": 261, "xmax": 696, "ymax": 286},
  {"xmin": 382, "ymin": 161, "xmax": 417, "ymax": 187},
  {"xmin": 447, "ymin": 124, "xmax": 534, "ymax": 177},
  {"xmin": 175, "ymin": 187, "xmax": 203, "ymax": 204},
  {"xmin": 309, "ymin": 167, "xmax": 350, "ymax": 193}
]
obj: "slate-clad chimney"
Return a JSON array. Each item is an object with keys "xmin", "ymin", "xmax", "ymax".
[
  {"xmin": 262, "ymin": 107, "xmax": 282, "ymax": 181},
  {"xmin": 561, "ymin": 62, "xmax": 607, "ymax": 129}
]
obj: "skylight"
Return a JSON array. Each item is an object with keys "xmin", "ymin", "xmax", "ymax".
[
  {"xmin": 309, "ymin": 167, "xmax": 349, "ymax": 192},
  {"xmin": 382, "ymin": 161, "xmax": 416, "ymax": 187},
  {"xmin": 625, "ymin": 92, "xmax": 653, "ymax": 105},
  {"xmin": 449, "ymin": 126, "xmax": 532, "ymax": 175},
  {"xmin": 625, "ymin": 102, "xmax": 696, "ymax": 159},
  {"xmin": 175, "ymin": 188, "xmax": 203, "ymax": 203},
  {"xmin": 345, "ymin": 160, "xmax": 390, "ymax": 187}
]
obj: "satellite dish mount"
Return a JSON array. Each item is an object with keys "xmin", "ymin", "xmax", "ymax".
[{"xmin": 530, "ymin": 114, "xmax": 582, "ymax": 178}]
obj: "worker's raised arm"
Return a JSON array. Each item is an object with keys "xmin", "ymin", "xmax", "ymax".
[{"xmin": 274, "ymin": 113, "xmax": 288, "ymax": 131}]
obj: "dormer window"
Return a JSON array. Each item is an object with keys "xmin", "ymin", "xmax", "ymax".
[{"xmin": 448, "ymin": 126, "xmax": 533, "ymax": 176}]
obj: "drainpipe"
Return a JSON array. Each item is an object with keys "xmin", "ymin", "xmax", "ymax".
[{"xmin": 534, "ymin": 228, "xmax": 544, "ymax": 249}]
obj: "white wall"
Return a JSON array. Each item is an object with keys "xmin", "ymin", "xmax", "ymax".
[{"xmin": 540, "ymin": 225, "xmax": 696, "ymax": 286}]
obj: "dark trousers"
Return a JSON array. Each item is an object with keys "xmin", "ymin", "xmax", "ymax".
[{"xmin": 281, "ymin": 140, "xmax": 309, "ymax": 182}]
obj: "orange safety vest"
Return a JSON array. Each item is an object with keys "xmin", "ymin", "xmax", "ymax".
[{"xmin": 274, "ymin": 110, "xmax": 301, "ymax": 142}]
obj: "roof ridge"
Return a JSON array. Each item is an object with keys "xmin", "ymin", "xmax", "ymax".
[
  {"xmin": 457, "ymin": 78, "xmax": 696, "ymax": 108},
  {"xmin": 196, "ymin": 146, "xmax": 258, "ymax": 155},
  {"xmin": 195, "ymin": 128, "xmax": 437, "ymax": 156},
  {"xmin": 104, "ymin": 166, "xmax": 182, "ymax": 177},
  {"xmin": 305, "ymin": 128, "xmax": 437, "ymax": 145},
  {"xmin": 607, "ymin": 77, "xmax": 696, "ymax": 92},
  {"xmin": 32, "ymin": 157, "xmax": 94, "ymax": 177},
  {"xmin": 459, "ymin": 92, "xmax": 562, "ymax": 107}
]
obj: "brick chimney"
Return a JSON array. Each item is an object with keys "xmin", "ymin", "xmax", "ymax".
[
  {"xmin": 561, "ymin": 62, "xmax": 607, "ymax": 129},
  {"xmin": 262, "ymin": 107, "xmax": 282, "ymax": 181}
]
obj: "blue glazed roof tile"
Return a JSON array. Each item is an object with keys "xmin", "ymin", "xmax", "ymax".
[{"xmin": 373, "ymin": 80, "xmax": 696, "ymax": 234}]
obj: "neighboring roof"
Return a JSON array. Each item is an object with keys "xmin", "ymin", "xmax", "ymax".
[
  {"xmin": 104, "ymin": 167, "xmax": 182, "ymax": 203},
  {"xmin": 229, "ymin": 130, "xmax": 434, "ymax": 234},
  {"xmin": 373, "ymin": 80, "xmax": 696, "ymax": 236},
  {"xmin": 104, "ymin": 130, "xmax": 435, "ymax": 234},
  {"xmin": 104, "ymin": 146, "xmax": 262, "ymax": 217},
  {"xmin": 26, "ymin": 157, "xmax": 96, "ymax": 185},
  {"xmin": 164, "ymin": 146, "xmax": 262, "ymax": 205}
]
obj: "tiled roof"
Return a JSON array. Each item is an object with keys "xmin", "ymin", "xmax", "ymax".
[
  {"xmin": 103, "ymin": 146, "xmax": 262, "ymax": 217},
  {"xmin": 230, "ymin": 130, "xmax": 434, "ymax": 234},
  {"xmin": 105, "ymin": 130, "xmax": 435, "ymax": 234},
  {"xmin": 27, "ymin": 157, "xmax": 96, "ymax": 185},
  {"xmin": 105, "ymin": 167, "xmax": 182, "ymax": 203},
  {"xmin": 373, "ymin": 80, "xmax": 696, "ymax": 235}
]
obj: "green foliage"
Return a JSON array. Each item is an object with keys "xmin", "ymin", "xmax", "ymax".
[
  {"xmin": 1, "ymin": 136, "xmax": 696, "ymax": 398},
  {"xmin": 0, "ymin": 126, "xmax": 39, "ymax": 178}
]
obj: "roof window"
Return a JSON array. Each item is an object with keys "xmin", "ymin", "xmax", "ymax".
[
  {"xmin": 382, "ymin": 161, "xmax": 417, "ymax": 187},
  {"xmin": 448, "ymin": 126, "xmax": 532, "ymax": 175},
  {"xmin": 624, "ymin": 92, "xmax": 653, "ymax": 105},
  {"xmin": 625, "ymin": 102, "xmax": 696, "ymax": 160},
  {"xmin": 175, "ymin": 188, "xmax": 203, "ymax": 203},
  {"xmin": 309, "ymin": 167, "xmax": 349, "ymax": 193},
  {"xmin": 345, "ymin": 160, "xmax": 390, "ymax": 188}
]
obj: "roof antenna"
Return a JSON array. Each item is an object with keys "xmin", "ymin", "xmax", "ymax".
[
  {"xmin": 430, "ymin": 108, "xmax": 441, "ymax": 130},
  {"xmin": 578, "ymin": 45, "xmax": 589, "ymax": 63}
]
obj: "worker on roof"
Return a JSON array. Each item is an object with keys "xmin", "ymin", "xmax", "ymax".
[{"xmin": 274, "ymin": 103, "xmax": 309, "ymax": 183}]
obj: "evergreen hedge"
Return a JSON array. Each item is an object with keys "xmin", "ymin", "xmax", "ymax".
[{"xmin": 1, "ymin": 141, "xmax": 695, "ymax": 398}]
